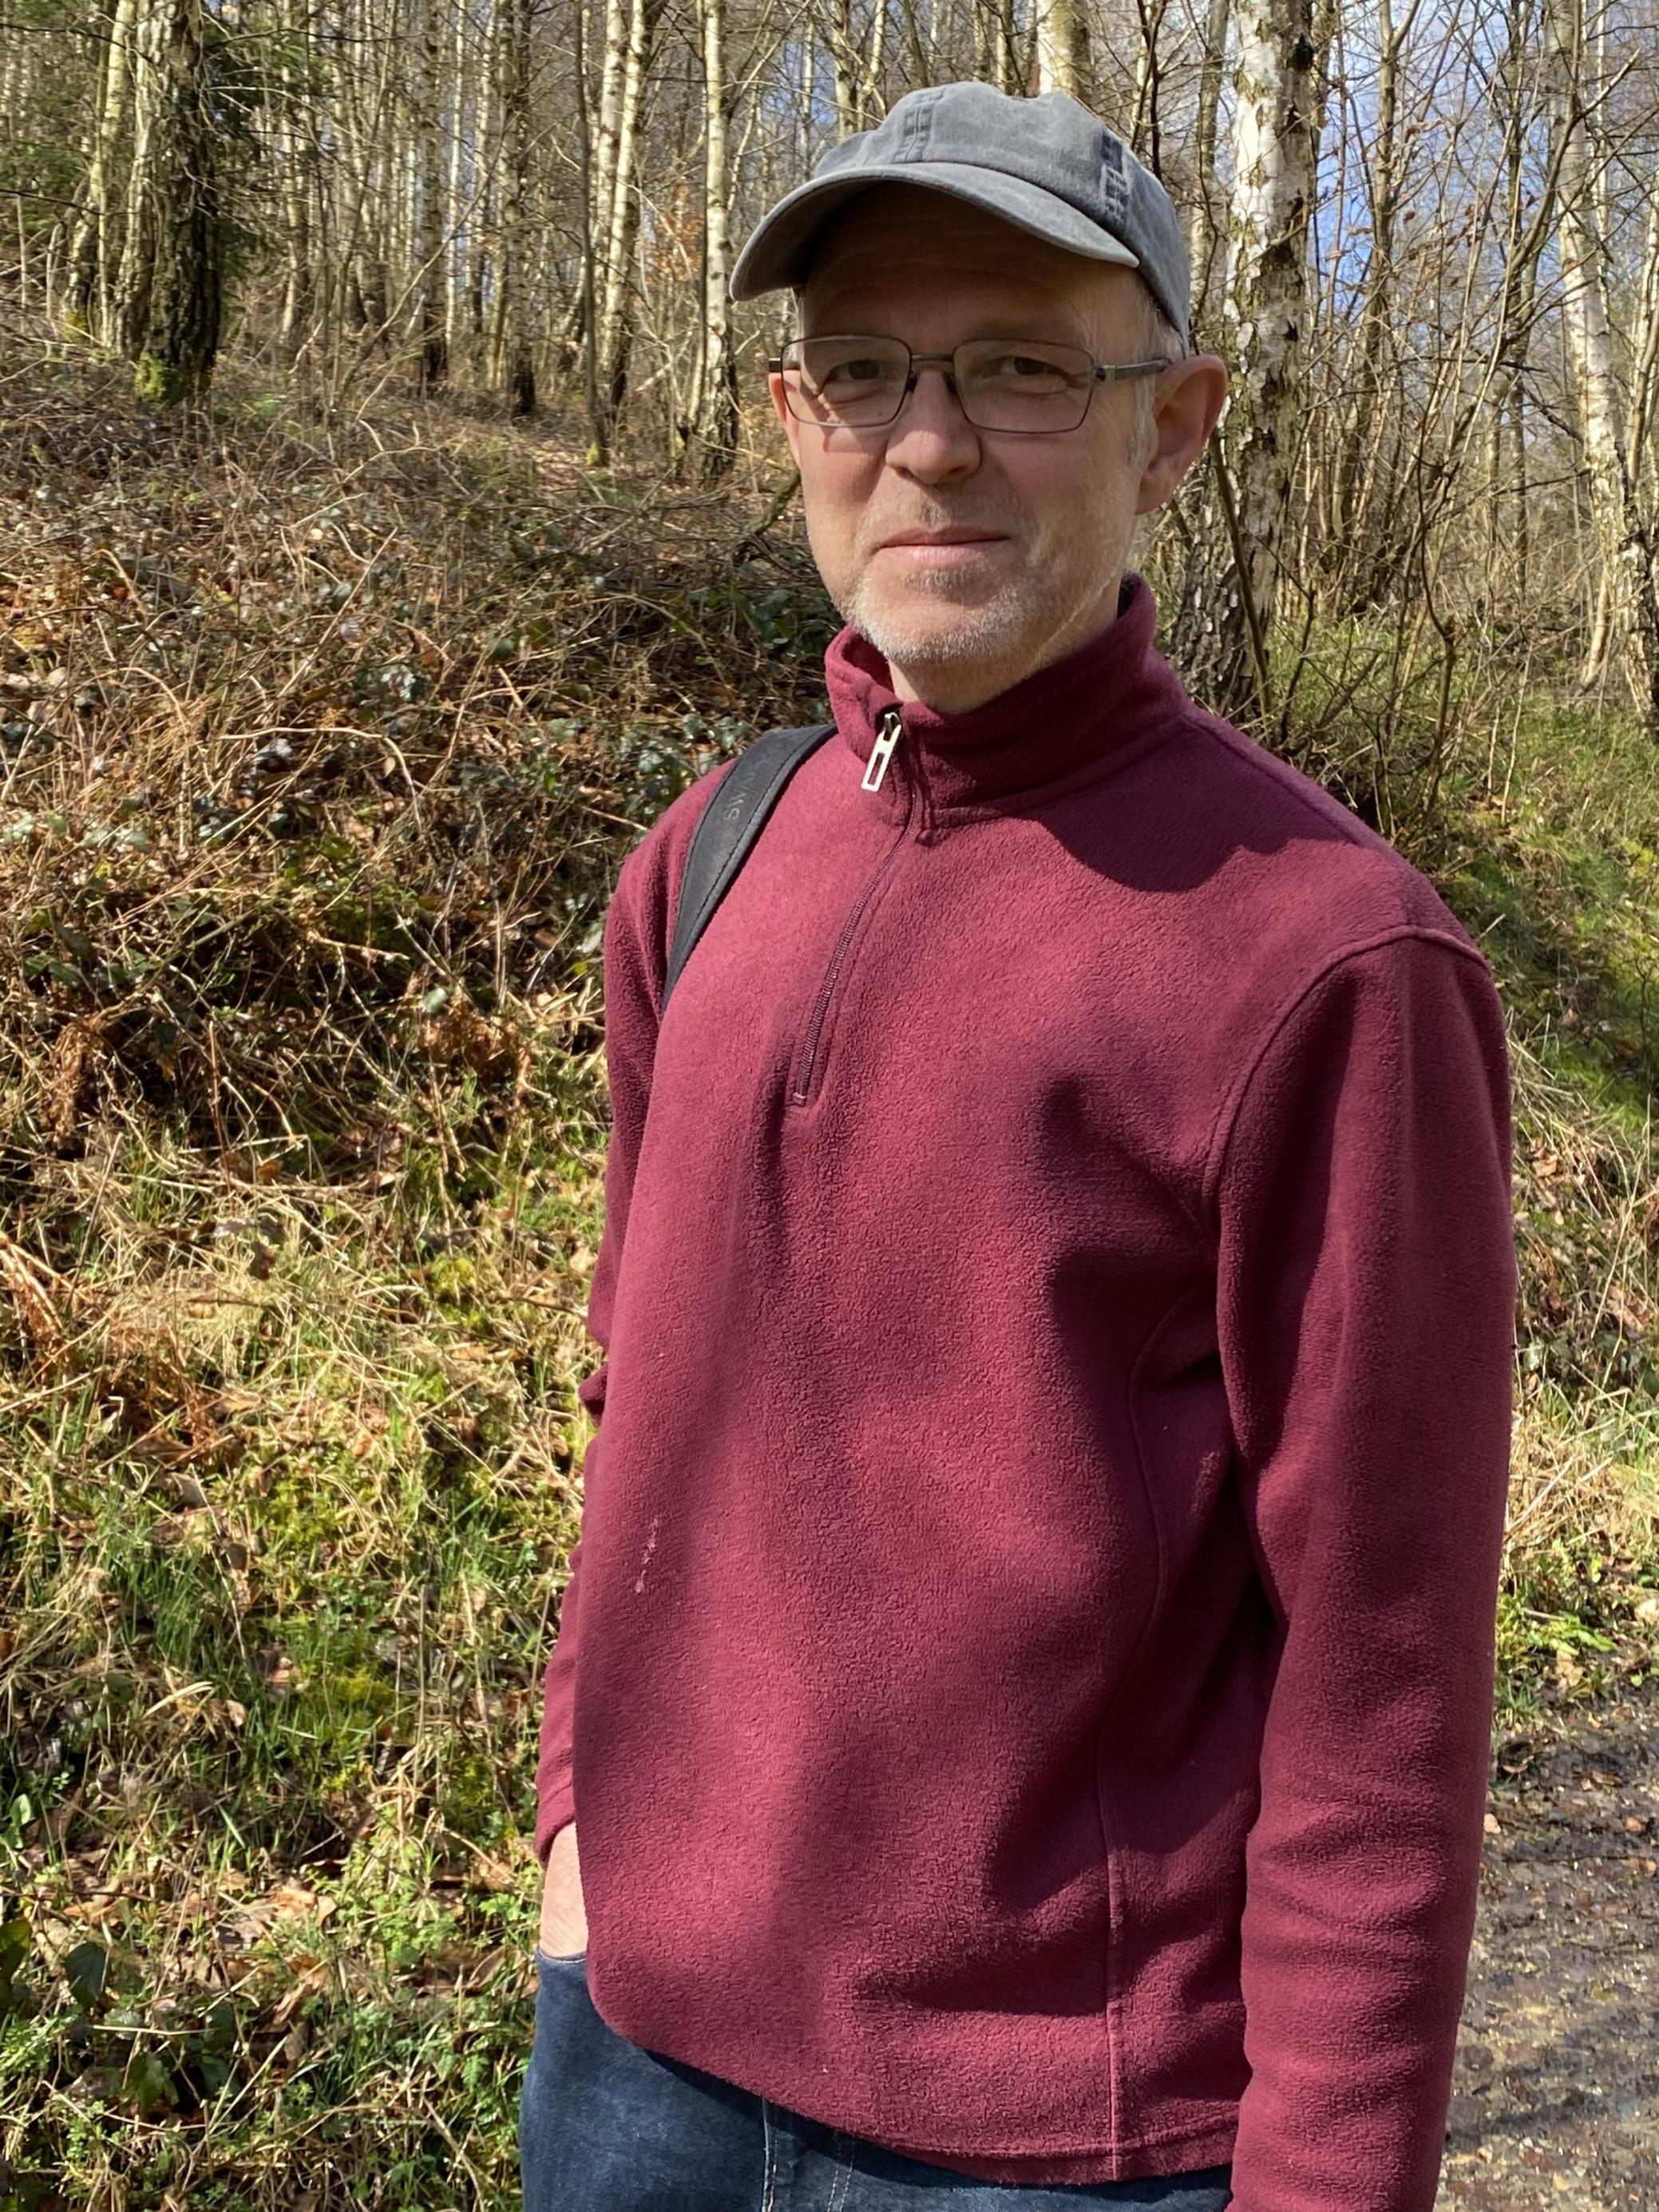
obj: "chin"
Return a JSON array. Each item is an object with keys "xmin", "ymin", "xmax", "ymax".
[{"xmin": 849, "ymin": 586, "xmax": 1041, "ymax": 674}]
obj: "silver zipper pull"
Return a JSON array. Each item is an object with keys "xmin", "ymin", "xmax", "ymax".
[{"xmin": 861, "ymin": 707, "xmax": 901, "ymax": 793}]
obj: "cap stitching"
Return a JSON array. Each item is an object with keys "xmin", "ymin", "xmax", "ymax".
[
  {"xmin": 905, "ymin": 86, "xmax": 937, "ymax": 157},
  {"xmin": 1099, "ymin": 135, "xmax": 1130, "ymax": 227}
]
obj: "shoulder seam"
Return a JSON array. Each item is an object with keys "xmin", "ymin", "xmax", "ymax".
[{"xmin": 1198, "ymin": 924, "xmax": 1494, "ymax": 1224}]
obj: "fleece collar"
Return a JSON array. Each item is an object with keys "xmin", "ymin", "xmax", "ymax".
[{"xmin": 821, "ymin": 571, "xmax": 1184, "ymax": 817}]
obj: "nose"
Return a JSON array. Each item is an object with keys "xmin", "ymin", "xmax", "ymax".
[{"xmin": 883, "ymin": 362, "xmax": 982, "ymax": 483}]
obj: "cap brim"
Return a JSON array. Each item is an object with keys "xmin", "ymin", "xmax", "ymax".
[{"xmin": 729, "ymin": 163, "xmax": 1139, "ymax": 302}]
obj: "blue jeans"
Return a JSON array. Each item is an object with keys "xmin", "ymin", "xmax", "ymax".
[{"xmin": 520, "ymin": 1950, "xmax": 1234, "ymax": 2211}]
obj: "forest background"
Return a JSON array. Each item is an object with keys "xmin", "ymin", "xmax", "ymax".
[{"xmin": 0, "ymin": 0, "xmax": 1657, "ymax": 2199}]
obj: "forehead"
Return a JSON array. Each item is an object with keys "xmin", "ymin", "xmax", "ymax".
[{"xmin": 799, "ymin": 183, "xmax": 1138, "ymax": 344}]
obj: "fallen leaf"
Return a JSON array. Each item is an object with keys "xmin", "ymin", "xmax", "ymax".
[{"xmin": 265, "ymin": 1879, "xmax": 337, "ymax": 1924}]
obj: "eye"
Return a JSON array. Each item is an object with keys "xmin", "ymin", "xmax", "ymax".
[
  {"xmin": 825, "ymin": 355, "xmax": 889, "ymax": 387},
  {"xmin": 980, "ymin": 350, "xmax": 1073, "ymax": 390}
]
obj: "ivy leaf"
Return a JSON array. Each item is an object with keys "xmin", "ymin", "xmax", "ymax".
[
  {"xmin": 63, "ymin": 1940, "xmax": 109, "ymax": 2016},
  {"xmin": 122, "ymin": 2048, "xmax": 177, "ymax": 2117}
]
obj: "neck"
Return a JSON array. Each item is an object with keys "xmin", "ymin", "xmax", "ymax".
[
  {"xmin": 823, "ymin": 570, "xmax": 1177, "ymax": 815},
  {"xmin": 883, "ymin": 568, "xmax": 1126, "ymax": 714}
]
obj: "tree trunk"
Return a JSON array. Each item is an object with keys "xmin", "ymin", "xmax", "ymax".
[
  {"xmin": 572, "ymin": 0, "xmax": 606, "ymax": 459},
  {"xmin": 586, "ymin": 0, "xmax": 631, "ymax": 354},
  {"xmin": 1547, "ymin": 0, "xmax": 1659, "ymax": 720},
  {"xmin": 496, "ymin": 0, "xmax": 537, "ymax": 414},
  {"xmin": 995, "ymin": 0, "xmax": 1017, "ymax": 91},
  {"xmin": 1622, "ymin": 175, "xmax": 1659, "ymax": 509},
  {"xmin": 1171, "ymin": 0, "xmax": 1329, "ymax": 720},
  {"xmin": 64, "ymin": 0, "xmax": 141, "ymax": 342},
  {"xmin": 113, "ymin": 0, "xmax": 164, "ymax": 358},
  {"xmin": 692, "ymin": 0, "xmax": 737, "ymax": 478},
  {"xmin": 1188, "ymin": 0, "xmax": 1229, "ymax": 328},
  {"xmin": 1035, "ymin": 0, "xmax": 1087, "ymax": 95},
  {"xmin": 414, "ymin": 0, "xmax": 449, "ymax": 388},
  {"xmin": 826, "ymin": 0, "xmax": 875, "ymax": 132},
  {"xmin": 442, "ymin": 0, "xmax": 471, "ymax": 364},
  {"xmin": 132, "ymin": 0, "xmax": 222, "ymax": 406},
  {"xmin": 597, "ymin": 0, "xmax": 653, "ymax": 417},
  {"xmin": 1327, "ymin": 0, "xmax": 1404, "ymax": 598},
  {"xmin": 277, "ymin": 0, "xmax": 314, "ymax": 358},
  {"xmin": 469, "ymin": 0, "xmax": 497, "ymax": 346},
  {"xmin": 1128, "ymin": 0, "xmax": 1167, "ymax": 166}
]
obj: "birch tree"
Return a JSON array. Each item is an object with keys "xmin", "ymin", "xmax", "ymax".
[
  {"xmin": 111, "ymin": 0, "xmax": 163, "ymax": 355},
  {"xmin": 690, "ymin": 0, "xmax": 736, "ymax": 477},
  {"xmin": 588, "ymin": 0, "xmax": 630, "ymax": 348},
  {"xmin": 62, "ymin": 0, "xmax": 140, "ymax": 339},
  {"xmin": 1188, "ymin": 0, "xmax": 1229, "ymax": 325},
  {"xmin": 1035, "ymin": 0, "xmax": 1088, "ymax": 98},
  {"xmin": 1548, "ymin": 0, "xmax": 1659, "ymax": 718},
  {"xmin": 1212, "ymin": 0, "xmax": 1332, "ymax": 714},
  {"xmin": 596, "ymin": 0, "xmax": 653, "ymax": 414}
]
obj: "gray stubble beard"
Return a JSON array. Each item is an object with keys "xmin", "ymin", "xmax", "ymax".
[{"xmin": 838, "ymin": 559, "xmax": 1051, "ymax": 676}]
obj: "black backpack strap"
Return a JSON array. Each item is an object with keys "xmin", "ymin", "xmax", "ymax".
[{"xmin": 661, "ymin": 722, "xmax": 834, "ymax": 1012}]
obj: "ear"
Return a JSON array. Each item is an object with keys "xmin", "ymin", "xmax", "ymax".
[{"xmin": 1134, "ymin": 354, "xmax": 1229, "ymax": 515}]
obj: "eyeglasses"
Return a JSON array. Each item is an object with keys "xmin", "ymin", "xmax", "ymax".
[{"xmin": 769, "ymin": 334, "xmax": 1173, "ymax": 435}]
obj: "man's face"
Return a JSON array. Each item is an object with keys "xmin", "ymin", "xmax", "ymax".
[{"xmin": 770, "ymin": 184, "xmax": 1224, "ymax": 711}]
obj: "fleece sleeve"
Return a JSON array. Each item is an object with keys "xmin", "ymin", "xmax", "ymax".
[
  {"xmin": 1210, "ymin": 929, "xmax": 1517, "ymax": 2212},
  {"xmin": 533, "ymin": 853, "xmax": 666, "ymax": 1866}
]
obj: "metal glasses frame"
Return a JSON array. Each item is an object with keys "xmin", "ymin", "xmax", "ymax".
[{"xmin": 766, "ymin": 335, "xmax": 1178, "ymax": 433}]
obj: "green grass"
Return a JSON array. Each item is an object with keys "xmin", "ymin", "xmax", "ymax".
[
  {"xmin": 0, "ymin": 1108, "xmax": 601, "ymax": 2205},
  {"xmin": 1416, "ymin": 693, "xmax": 1658, "ymax": 1719}
]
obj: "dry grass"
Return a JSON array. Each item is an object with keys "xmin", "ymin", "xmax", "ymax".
[{"xmin": 1499, "ymin": 1031, "xmax": 1659, "ymax": 1701}]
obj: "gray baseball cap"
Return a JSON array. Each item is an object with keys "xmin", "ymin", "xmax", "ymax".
[{"xmin": 730, "ymin": 81, "xmax": 1190, "ymax": 346}]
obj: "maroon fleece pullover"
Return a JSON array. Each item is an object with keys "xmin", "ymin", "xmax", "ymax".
[{"xmin": 534, "ymin": 573, "xmax": 1517, "ymax": 2210}]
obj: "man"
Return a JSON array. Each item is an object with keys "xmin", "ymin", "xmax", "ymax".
[{"xmin": 522, "ymin": 81, "xmax": 1516, "ymax": 2212}]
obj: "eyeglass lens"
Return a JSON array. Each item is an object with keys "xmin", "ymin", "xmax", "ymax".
[{"xmin": 782, "ymin": 337, "xmax": 1099, "ymax": 433}]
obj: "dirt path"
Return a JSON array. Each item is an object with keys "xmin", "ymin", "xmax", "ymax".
[{"xmin": 1438, "ymin": 1685, "xmax": 1659, "ymax": 2208}]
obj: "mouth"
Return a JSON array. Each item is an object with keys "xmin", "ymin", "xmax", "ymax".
[{"xmin": 878, "ymin": 529, "xmax": 1007, "ymax": 550}]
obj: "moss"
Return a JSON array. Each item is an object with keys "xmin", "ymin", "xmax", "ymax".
[{"xmin": 133, "ymin": 351, "xmax": 196, "ymax": 410}]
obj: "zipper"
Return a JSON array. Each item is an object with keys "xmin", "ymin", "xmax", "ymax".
[
  {"xmin": 861, "ymin": 705, "xmax": 902, "ymax": 793},
  {"xmin": 788, "ymin": 709, "xmax": 921, "ymax": 1107}
]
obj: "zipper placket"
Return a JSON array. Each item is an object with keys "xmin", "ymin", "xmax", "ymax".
[{"xmin": 788, "ymin": 707, "xmax": 921, "ymax": 1107}]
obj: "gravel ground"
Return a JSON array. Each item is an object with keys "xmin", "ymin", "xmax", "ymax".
[{"xmin": 1439, "ymin": 1685, "xmax": 1659, "ymax": 2209}]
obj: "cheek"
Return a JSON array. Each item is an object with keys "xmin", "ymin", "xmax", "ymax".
[
  {"xmin": 1007, "ymin": 441, "xmax": 1129, "ymax": 548},
  {"xmin": 797, "ymin": 439, "xmax": 881, "ymax": 576}
]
